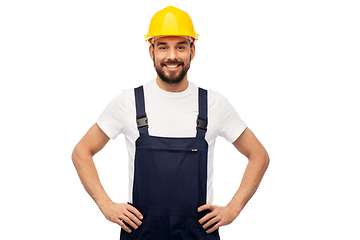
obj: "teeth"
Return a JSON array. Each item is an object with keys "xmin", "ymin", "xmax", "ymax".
[{"xmin": 166, "ymin": 65, "xmax": 178, "ymax": 68}]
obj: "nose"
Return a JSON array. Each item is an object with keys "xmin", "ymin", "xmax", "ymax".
[{"xmin": 167, "ymin": 47, "xmax": 177, "ymax": 60}]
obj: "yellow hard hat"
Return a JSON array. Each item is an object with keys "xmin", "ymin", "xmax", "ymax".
[{"xmin": 145, "ymin": 6, "xmax": 199, "ymax": 44}]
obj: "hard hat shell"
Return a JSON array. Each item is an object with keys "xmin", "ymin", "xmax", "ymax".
[{"xmin": 145, "ymin": 6, "xmax": 199, "ymax": 43}]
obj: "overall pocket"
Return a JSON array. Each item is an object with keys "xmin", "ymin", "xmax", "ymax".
[{"xmin": 133, "ymin": 146, "xmax": 204, "ymax": 207}]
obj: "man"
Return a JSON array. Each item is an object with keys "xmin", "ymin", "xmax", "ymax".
[{"xmin": 72, "ymin": 6, "xmax": 269, "ymax": 240}]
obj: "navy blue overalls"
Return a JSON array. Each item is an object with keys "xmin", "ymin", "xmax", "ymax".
[{"xmin": 120, "ymin": 86, "xmax": 220, "ymax": 240}]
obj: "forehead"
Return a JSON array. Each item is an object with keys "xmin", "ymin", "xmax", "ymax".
[{"xmin": 154, "ymin": 36, "xmax": 190, "ymax": 46}]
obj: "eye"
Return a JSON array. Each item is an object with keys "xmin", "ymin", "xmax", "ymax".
[{"xmin": 157, "ymin": 45, "xmax": 168, "ymax": 50}]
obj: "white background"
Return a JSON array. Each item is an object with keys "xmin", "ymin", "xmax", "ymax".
[{"xmin": 1, "ymin": 0, "xmax": 359, "ymax": 239}]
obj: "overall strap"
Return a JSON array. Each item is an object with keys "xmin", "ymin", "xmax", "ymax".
[
  {"xmin": 134, "ymin": 86, "xmax": 149, "ymax": 136},
  {"xmin": 196, "ymin": 87, "xmax": 208, "ymax": 139}
]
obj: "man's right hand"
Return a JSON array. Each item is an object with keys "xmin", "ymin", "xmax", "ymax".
[{"xmin": 99, "ymin": 202, "xmax": 143, "ymax": 233}]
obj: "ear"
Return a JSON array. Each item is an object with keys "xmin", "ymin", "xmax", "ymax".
[
  {"xmin": 149, "ymin": 44, "xmax": 154, "ymax": 61},
  {"xmin": 190, "ymin": 44, "xmax": 195, "ymax": 60}
]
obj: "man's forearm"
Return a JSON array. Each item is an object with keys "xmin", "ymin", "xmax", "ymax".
[
  {"xmin": 228, "ymin": 152, "xmax": 269, "ymax": 215},
  {"xmin": 71, "ymin": 124, "xmax": 144, "ymax": 230},
  {"xmin": 72, "ymin": 148, "xmax": 111, "ymax": 208},
  {"xmin": 197, "ymin": 151, "xmax": 269, "ymax": 234}
]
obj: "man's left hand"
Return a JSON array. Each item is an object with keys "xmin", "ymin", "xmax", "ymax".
[{"xmin": 198, "ymin": 204, "xmax": 239, "ymax": 234}]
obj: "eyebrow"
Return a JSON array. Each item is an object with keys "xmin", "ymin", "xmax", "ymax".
[
  {"xmin": 155, "ymin": 41, "xmax": 189, "ymax": 47},
  {"xmin": 176, "ymin": 41, "xmax": 188, "ymax": 45},
  {"xmin": 156, "ymin": 42, "xmax": 167, "ymax": 47}
]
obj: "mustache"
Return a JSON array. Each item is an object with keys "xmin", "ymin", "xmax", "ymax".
[{"xmin": 160, "ymin": 60, "xmax": 184, "ymax": 66}]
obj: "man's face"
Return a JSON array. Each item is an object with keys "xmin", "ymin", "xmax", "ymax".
[{"xmin": 150, "ymin": 36, "xmax": 195, "ymax": 84}]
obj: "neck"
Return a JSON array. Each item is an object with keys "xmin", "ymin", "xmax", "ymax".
[{"xmin": 156, "ymin": 76, "xmax": 189, "ymax": 93}]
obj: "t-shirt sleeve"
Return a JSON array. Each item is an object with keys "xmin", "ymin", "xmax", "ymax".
[
  {"xmin": 216, "ymin": 93, "xmax": 247, "ymax": 143},
  {"xmin": 97, "ymin": 91, "xmax": 127, "ymax": 140}
]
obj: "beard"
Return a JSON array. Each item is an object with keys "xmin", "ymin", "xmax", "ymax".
[{"xmin": 153, "ymin": 55, "xmax": 191, "ymax": 85}]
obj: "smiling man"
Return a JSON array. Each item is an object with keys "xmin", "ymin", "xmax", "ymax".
[
  {"xmin": 151, "ymin": 37, "xmax": 193, "ymax": 88},
  {"xmin": 72, "ymin": 6, "xmax": 269, "ymax": 240}
]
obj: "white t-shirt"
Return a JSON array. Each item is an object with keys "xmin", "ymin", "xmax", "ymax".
[{"xmin": 97, "ymin": 79, "xmax": 246, "ymax": 204}]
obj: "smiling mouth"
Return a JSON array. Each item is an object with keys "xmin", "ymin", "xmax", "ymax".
[
  {"xmin": 161, "ymin": 62, "xmax": 183, "ymax": 71},
  {"xmin": 166, "ymin": 64, "xmax": 180, "ymax": 68}
]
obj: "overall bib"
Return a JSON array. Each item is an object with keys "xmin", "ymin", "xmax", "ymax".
[{"xmin": 120, "ymin": 86, "xmax": 220, "ymax": 240}]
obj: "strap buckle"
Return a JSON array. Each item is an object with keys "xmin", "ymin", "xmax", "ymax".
[
  {"xmin": 196, "ymin": 116, "xmax": 207, "ymax": 130},
  {"xmin": 137, "ymin": 116, "xmax": 148, "ymax": 129}
]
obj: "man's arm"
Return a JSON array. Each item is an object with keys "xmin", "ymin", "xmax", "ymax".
[
  {"xmin": 72, "ymin": 123, "xmax": 143, "ymax": 233},
  {"xmin": 198, "ymin": 127, "xmax": 270, "ymax": 233}
]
